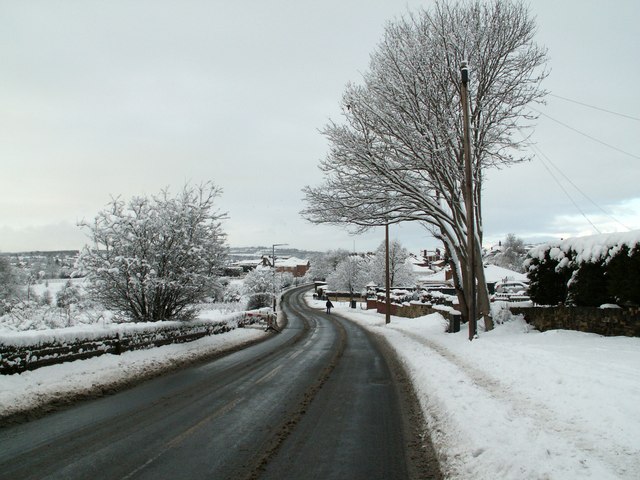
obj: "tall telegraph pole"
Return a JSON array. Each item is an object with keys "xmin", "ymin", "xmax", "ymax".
[
  {"xmin": 385, "ymin": 223, "xmax": 391, "ymax": 324},
  {"xmin": 460, "ymin": 62, "xmax": 477, "ymax": 340}
]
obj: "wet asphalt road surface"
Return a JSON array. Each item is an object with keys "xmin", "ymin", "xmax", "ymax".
[{"xmin": 0, "ymin": 285, "xmax": 441, "ymax": 479}]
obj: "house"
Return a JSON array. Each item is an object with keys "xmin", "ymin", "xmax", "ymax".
[{"xmin": 260, "ymin": 256, "xmax": 311, "ymax": 278}]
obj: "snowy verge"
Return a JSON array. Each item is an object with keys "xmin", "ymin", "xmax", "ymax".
[
  {"xmin": 0, "ymin": 308, "xmax": 267, "ymax": 347},
  {"xmin": 0, "ymin": 326, "xmax": 268, "ymax": 425},
  {"xmin": 0, "ymin": 308, "xmax": 274, "ymax": 375},
  {"xmin": 306, "ymin": 294, "xmax": 640, "ymax": 480}
]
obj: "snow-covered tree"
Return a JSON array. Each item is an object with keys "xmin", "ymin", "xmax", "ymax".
[
  {"xmin": 223, "ymin": 282, "xmax": 243, "ymax": 303},
  {"xmin": 41, "ymin": 289, "xmax": 53, "ymax": 306},
  {"xmin": 242, "ymin": 268, "xmax": 276, "ymax": 310},
  {"xmin": 0, "ymin": 256, "xmax": 18, "ymax": 313},
  {"xmin": 242, "ymin": 268, "xmax": 275, "ymax": 296},
  {"xmin": 56, "ymin": 280, "xmax": 82, "ymax": 310},
  {"xmin": 78, "ymin": 182, "xmax": 228, "ymax": 322},
  {"xmin": 326, "ymin": 255, "xmax": 367, "ymax": 298},
  {"xmin": 278, "ymin": 272, "xmax": 295, "ymax": 289},
  {"xmin": 364, "ymin": 240, "xmax": 415, "ymax": 288},
  {"xmin": 302, "ymin": 0, "xmax": 547, "ymax": 328},
  {"xmin": 486, "ymin": 233, "xmax": 527, "ymax": 272},
  {"xmin": 56, "ymin": 279, "xmax": 84, "ymax": 325},
  {"xmin": 305, "ymin": 249, "xmax": 351, "ymax": 281}
]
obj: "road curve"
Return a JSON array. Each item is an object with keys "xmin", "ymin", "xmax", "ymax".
[{"xmin": 0, "ymin": 285, "xmax": 440, "ymax": 479}]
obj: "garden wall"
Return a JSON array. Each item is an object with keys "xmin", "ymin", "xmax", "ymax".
[
  {"xmin": 369, "ymin": 299, "xmax": 462, "ymax": 332},
  {"xmin": 511, "ymin": 306, "xmax": 640, "ymax": 337},
  {"xmin": 0, "ymin": 311, "xmax": 268, "ymax": 375}
]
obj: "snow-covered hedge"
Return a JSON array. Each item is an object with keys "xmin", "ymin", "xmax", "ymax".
[
  {"xmin": 525, "ymin": 231, "xmax": 640, "ymax": 306},
  {"xmin": 0, "ymin": 310, "xmax": 269, "ymax": 374}
]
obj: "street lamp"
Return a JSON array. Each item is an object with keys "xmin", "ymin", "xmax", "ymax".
[{"xmin": 272, "ymin": 243, "xmax": 288, "ymax": 312}]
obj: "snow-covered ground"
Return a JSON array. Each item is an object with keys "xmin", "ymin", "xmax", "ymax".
[
  {"xmin": 2, "ymin": 288, "xmax": 639, "ymax": 479},
  {"xmin": 0, "ymin": 278, "xmax": 249, "ymax": 333},
  {"xmin": 308, "ymin": 295, "xmax": 640, "ymax": 479}
]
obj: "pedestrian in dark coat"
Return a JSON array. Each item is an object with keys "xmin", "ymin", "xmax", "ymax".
[{"xmin": 326, "ymin": 299, "xmax": 334, "ymax": 314}]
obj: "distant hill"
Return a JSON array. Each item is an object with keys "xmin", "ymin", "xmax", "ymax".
[
  {"xmin": 229, "ymin": 246, "xmax": 320, "ymax": 259},
  {"xmin": 0, "ymin": 250, "xmax": 79, "ymax": 257}
]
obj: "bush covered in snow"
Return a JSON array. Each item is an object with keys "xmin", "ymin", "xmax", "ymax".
[
  {"xmin": 246, "ymin": 292, "xmax": 273, "ymax": 310},
  {"xmin": 0, "ymin": 302, "xmax": 111, "ymax": 332},
  {"xmin": 242, "ymin": 269, "xmax": 276, "ymax": 309},
  {"xmin": 526, "ymin": 231, "xmax": 640, "ymax": 306},
  {"xmin": 77, "ymin": 183, "xmax": 228, "ymax": 322}
]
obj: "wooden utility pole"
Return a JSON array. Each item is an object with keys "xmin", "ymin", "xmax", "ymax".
[
  {"xmin": 460, "ymin": 61, "xmax": 477, "ymax": 341},
  {"xmin": 385, "ymin": 223, "xmax": 391, "ymax": 324}
]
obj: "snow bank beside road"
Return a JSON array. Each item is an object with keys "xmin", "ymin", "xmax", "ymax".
[
  {"xmin": 0, "ymin": 327, "xmax": 268, "ymax": 423},
  {"xmin": 0, "ymin": 314, "xmax": 243, "ymax": 347},
  {"xmin": 308, "ymin": 295, "xmax": 640, "ymax": 479}
]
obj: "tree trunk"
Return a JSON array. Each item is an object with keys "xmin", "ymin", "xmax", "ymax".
[
  {"xmin": 444, "ymin": 240, "xmax": 468, "ymax": 325},
  {"xmin": 474, "ymin": 247, "xmax": 493, "ymax": 331}
]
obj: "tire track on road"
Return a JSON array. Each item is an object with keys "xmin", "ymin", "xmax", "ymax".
[{"xmin": 241, "ymin": 287, "xmax": 348, "ymax": 480}]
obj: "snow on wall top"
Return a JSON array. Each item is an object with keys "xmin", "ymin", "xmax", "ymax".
[
  {"xmin": 527, "ymin": 230, "xmax": 640, "ymax": 266},
  {"xmin": 0, "ymin": 312, "xmax": 242, "ymax": 348}
]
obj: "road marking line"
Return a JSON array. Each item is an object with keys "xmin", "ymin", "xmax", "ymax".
[
  {"xmin": 255, "ymin": 364, "xmax": 283, "ymax": 384},
  {"xmin": 288, "ymin": 350, "xmax": 303, "ymax": 360}
]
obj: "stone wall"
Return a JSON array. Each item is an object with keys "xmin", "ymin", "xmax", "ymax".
[
  {"xmin": 369, "ymin": 300, "xmax": 462, "ymax": 332},
  {"xmin": 0, "ymin": 313, "xmax": 266, "ymax": 375},
  {"xmin": 511, "ymin": 306, "xmax": 640, "ymax": 337}
]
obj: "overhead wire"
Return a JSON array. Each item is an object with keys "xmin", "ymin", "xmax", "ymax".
[
  {"xmin": 548, "ymin": 93, "xmax": 640, "ymax": 122},
  {"xmin": 520, "ymin": 132, "xmax": 602, "ymax": 234},
  {"xmin": 514, "ymin": 92, "xmax": 636, "ymax": 234},
  {"xmin": 539, "ymin": 147, "xmax": 632, "ymax": 231},
  {"xmin": 520, "ymin": 131, "xmax": 631, "ymax": 232},
  {"xmin": 530, "ymin": 106, "xmax": 640, "ymax": 161}
]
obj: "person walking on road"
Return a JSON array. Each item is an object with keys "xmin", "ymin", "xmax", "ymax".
[{"xmin": 326, "ymin": 298, "xmax": 334, "ymax": 314}]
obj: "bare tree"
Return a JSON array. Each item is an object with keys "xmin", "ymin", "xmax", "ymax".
[
  {"xmin": 302, "ymin": 0, "xmax": 547, "ymax": 329},
  {"xmin": 78, "ymin": 182, "xmax": 228, "ymax": 322}
]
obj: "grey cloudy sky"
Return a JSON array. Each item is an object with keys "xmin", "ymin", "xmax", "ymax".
[{"xmin": 1, "ymin": 0, "xmax": 639, "ymax": 254}]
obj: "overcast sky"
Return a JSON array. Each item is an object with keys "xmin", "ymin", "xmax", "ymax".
[{"xmin": 1, "ymin": 0, "xmax": 639, "ymax": 254}]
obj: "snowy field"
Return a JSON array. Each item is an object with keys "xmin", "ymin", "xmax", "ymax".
[
  {"xmin": 0, "ymin": 278, "xmax": 249, "ymax": 333},
  {"xmin": 308, "ymin": 295, "xmax": 640, "ymax": 479}
]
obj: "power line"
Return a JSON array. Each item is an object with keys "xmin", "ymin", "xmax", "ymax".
[
  {"xmin": 549, "ymin": 93, "xmax": 640, "ymax": 122},
  {"xmin": 545, "ymin": 156, "xmax": 632, "ymax": 231},
  {"xmin": 531, "ymin": 107, "xmax": 640, "ymax": 161},
  {"xmin": 523, "ymin": 136, "xmax": 631, "ymax": 232},
  {"xmin": 530, "ymin": 145, "xmax": 602, "ymax": 234}
]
